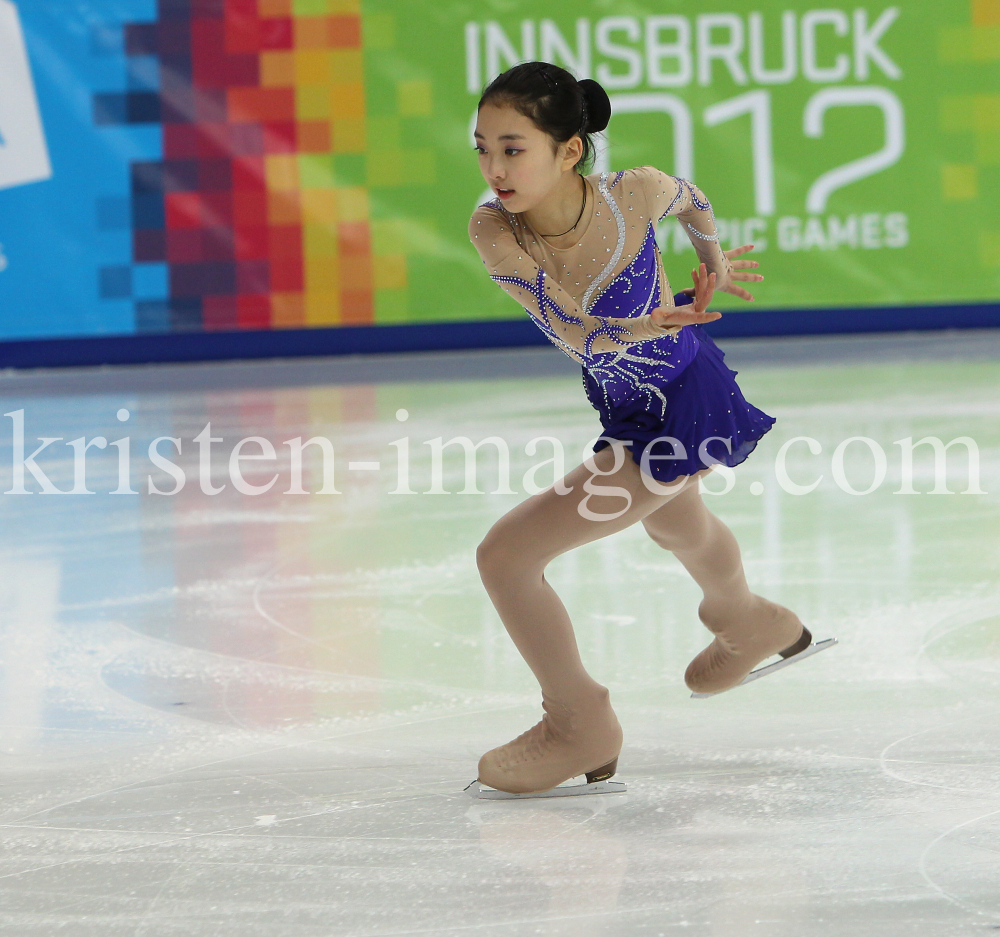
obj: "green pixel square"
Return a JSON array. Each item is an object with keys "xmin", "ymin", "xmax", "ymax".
[
  {"xmin": 399, "ymin": 217, "xmax": 439, "ymax": 255},
  {"xmin": 405, "ymin": 148, "xmax": 435, "ymax": 185},
  {"xmin": 976, "ymin": 131, "xmax": 1000, "ymax": 165},
  {"xmin": 367, "ymin": 149, "xmax": 435, "ymax": 189},
  {"xmin": 375, "ymin": 288, "xmax": 408, "ymax": 322},
  {"xmin": 333, "ymin": 153, "xmax": 366, "ymax": 187},
  {"xmin": 976, "ymin": 96, "xmax": 1000, "ymax": 132},
  {"xmin": 298, "ymin": 154, "xmax": 336, "ymax": 189},
  {"xmin": 981, "ymin": 230, "xmax": 1000, "ymax": 268},
  {"xmin": 367, "ymin": 150, "xmax": 404, "ymax": 186},
  {"xmin": 367, "ymin": 117, "xmax": 402, "ymax": 149},
  {"xmin": 297, "ymin": 86, "xmax": 331, "ymax": 121},
  {"xmin": 364, "ymin": 13, "xmax": 395, "ymax": 50},
  {"xmin": 399, "ymin": 80, "xmax": 433, "ymax": 117},
  {"xmin": 293, "ymin": 0, "xmax": 329, "ymax": 15},
  {"xmin": 939, "ymin": 27, "xmax": 974, "ymax": 62},
  {"xmin": 366, "ymin": 150, "xmax": 435, "ymax": 188},
  {"xmin": 971, "ymin": 26, "xmax": 1000, "ymax": 61},
  {"xmin": 371, "ymin": 219, "xmax": 408, "ymax": 254},
  {"xmin": 940, "ymin": 96, "xmax": 975, "ymax": 132}
]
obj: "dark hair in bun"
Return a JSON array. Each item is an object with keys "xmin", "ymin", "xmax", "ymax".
[{"xmin": 478, "ymin": 62, "xmax": 612, "ymax": 172}]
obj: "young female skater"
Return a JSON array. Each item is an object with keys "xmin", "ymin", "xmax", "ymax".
[{"xmin": 469, "ymin": 62, "xmax": 814, "ymax": 796}]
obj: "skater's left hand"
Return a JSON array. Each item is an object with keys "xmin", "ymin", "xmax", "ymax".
[{"xmin": 679, "ymin": 243, "xmax": 764, "ymax": 303}]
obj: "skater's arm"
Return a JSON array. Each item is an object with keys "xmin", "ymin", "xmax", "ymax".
[
  {"xmin": 469, "ymin": 207, "xmax": 686, "ymax": 358},
  {"xmin": 631, "ymin": 167, "xmax": 738, "ymax": 293},
  {"xmin": 674, "ymin": 244, "xmax": 765, "ymax": 305}
]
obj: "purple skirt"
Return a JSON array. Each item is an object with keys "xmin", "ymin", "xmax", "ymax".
[{"xmin": 587, "ymin": 325, "xmax": 775, "ymax": 484}]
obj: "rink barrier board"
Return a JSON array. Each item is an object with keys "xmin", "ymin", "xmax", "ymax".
[{"xmin": 0, "ymin": 303, "xmax": 997, "ymax": 369}]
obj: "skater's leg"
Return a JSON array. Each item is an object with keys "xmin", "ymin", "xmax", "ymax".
[
  {"xmin": 640, "ymin": 481, "xmax": 751, "ymax": 610},
  {"xmin": 475, "ymin": 444, "xmax": 702, "ymax": 792},
  {"xmin": 477, "ymin": 444, "xmax": 700, "ymax": 703},
  {"xmin": 641, "ymin": 483, "xmax": 806, "ymax": 693}
]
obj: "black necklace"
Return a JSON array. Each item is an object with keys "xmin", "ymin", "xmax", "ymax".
[{"xmin": 538, "ymin": 179, "xmax": 587, "ymax": 239}]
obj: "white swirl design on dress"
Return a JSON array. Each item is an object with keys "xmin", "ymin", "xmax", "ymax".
[
  {"xmin": 580, "ymin": 173, "xmax": 627, "ymax": 313},
  {"xmin": 684, "ymin": 222, "xmax": 720, "ymax": 241}
]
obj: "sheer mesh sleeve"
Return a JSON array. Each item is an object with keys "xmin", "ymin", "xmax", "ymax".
[
  {"xmin": 630, "ymin": 167, "xmax": 733, "ymax": 280},
  {"xmin": 469, "ymin": 206, "xmax": 674, "ymax": 362}
]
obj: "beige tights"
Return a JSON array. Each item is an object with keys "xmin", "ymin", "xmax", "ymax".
[{"xmin": 475, "ymin": 443, "xmax": 803, "ymax": 792}]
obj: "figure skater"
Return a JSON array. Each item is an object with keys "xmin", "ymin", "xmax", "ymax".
[{"xmin": 468, "ymin": 62, "xmax": 821, "ymax": 797}]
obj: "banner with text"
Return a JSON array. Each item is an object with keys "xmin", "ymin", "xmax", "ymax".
[{"xmin": 0, "ymin": 0, "xmax": 996, "ymax": 342}]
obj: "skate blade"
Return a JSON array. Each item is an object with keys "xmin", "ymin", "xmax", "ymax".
[
  {"xmin": 464, "ymin": 778, "xmax": 628, "ymax": 800},
  {"xmin": 690, "ymin": 637, "xmax": 838, "ymax": 699}
]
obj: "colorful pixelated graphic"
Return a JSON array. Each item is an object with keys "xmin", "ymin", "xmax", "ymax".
[
  {"xmin": 91, "ymin": 0, "xmax": 391, "ymax": 333},
  {"xmin": 0, "ymin": 0, "xmax": 996, "ymax": 345}
]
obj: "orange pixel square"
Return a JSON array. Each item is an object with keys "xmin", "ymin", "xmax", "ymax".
[
  {"xmin": 228, "ymin": 87, "xmax": 296, "ymax": 123},
  {"xmin": 328, "ymin": 15, "xmax": 362, "ymax": 47},
  {"xmin": 329, "ymin": 82, "xmax": 365, "ymax": 119},
  {"xmin": 973, "ymin": 0, "xmax": 1000, "ymax": 26},
  {"xmin": 294, "ymin": 16, "xmax": 333, "ymax": 49},
  {"xmin": 267, "ymin": 191, "xmax": 302, "ymax": 225},
  {"xmin": 271, "ymin": 292, "xmax": 306, "ymax": 326},
  {"xmin": 297, "ymin": 121, "xmax": 331, "ymax": 152},
  {"xmin": 340, "ymin": 255, "xmax": 372, "ymax": 290},
  {"xmin": 340, "ymin": 289, "xmax": 374, "ymax": 324},
  {"xmin": 338, "ymin": 221, "xmax": 370, "ymax": 255},
  {"xmin": 258, "ymin": 0, "xmax": 292, "ymax": 16},
  {"xmin": 260, "ymin": 50, "xmax": 295, "ymax": 87}
]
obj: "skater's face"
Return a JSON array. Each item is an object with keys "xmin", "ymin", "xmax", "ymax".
[{"xmin": 474, "ymin": 103, "xmax": 582, "ymax": 214}]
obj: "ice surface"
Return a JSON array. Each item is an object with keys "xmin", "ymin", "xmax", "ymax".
[{"xmin": 0, "ymin": 332, "xmax": 998, "ymax": 936}]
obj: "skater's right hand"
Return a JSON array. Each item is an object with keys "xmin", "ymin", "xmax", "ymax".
[{"xmin": 650, "ymin": 262, "xmax": 722, "ymax": 329}]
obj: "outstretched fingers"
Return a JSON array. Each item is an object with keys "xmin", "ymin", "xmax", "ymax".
[
  {"xmin": 721, "ymin": 283, "xmax": 756, "ymax": 302},
  {"xmin": 690, "ymin": 263, "xmax": 717, "ymax": 313},
  {"xmin": 682, "ymin": 309, "xmax": 723, "ymax": 324},
  {"xmin": 659, "ymin": 307, "xmax": 722, "ymax": 326},
  {"xmin": 690, "ymin": 308, "xmax": 723, "ymax": 323}
]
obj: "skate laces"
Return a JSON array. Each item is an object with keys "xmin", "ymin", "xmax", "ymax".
[
  {"xmin": 495, "ymin": 718, "xmax": 556, "ymax": 768},
  {"xmin": 494, "ymin": 692, "xmax": 617, "ymax": 770}
]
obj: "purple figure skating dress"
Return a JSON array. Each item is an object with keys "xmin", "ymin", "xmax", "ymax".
[{"xmin": 470, "ymin": 167, "xmax": 774, "ymax": 483}]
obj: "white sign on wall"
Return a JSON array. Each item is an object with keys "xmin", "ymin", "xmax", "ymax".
[{"xmin": 0, "ymin": 0, "xmax": 52, "ymax": 191}]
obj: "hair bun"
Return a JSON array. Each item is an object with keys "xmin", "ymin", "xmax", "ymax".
[{"xmin": 578, "ymin": 78, "xmax": 611, "ymax": 133}]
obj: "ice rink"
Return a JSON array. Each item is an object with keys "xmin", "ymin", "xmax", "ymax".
[{"xmin": 1, "ymin": 330, "xmax": 998, "ymax": 936}]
